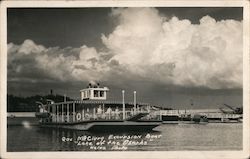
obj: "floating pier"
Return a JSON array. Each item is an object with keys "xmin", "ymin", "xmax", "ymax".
[{"xmin": 158, "ymin": 109, "xmax": 242, "ymax": 123}]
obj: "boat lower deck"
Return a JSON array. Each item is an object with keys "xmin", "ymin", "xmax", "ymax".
[{"xmin": 40, "ymin": 120, "xmax": 162, "ymax": 132}]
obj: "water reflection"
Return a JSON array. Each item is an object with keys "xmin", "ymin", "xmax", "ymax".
[{"xmin": 8, "ymin": 124, "xmax": 242, "ymax": 151}]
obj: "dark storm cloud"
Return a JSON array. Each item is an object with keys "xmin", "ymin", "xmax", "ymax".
[
  {"xmin": 45, "ymin": 47, "xmax": 81, "ymax": 58},
  {"xmin": 7, "ymin": 50, "xmax": 46, "ymax": 80}
]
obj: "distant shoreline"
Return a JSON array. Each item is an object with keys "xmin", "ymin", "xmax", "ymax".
[{"xmin": 7, "ymin": 112, "xmax": 35, "ymax": 117}]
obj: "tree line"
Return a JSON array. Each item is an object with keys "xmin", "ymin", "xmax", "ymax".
[{"xmin": 7, "ymin": 94, "xmax": 74, "ymax": 112}]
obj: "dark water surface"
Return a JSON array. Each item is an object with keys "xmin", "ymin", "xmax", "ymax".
[{"xmin": 7, "ymin": 123, "xmax": 242, "ymax": 151}]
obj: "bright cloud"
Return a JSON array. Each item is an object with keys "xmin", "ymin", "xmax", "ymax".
[
  {"xmin": 102, "ymin": 8, "xmax": 242, "ymax": 89},
  {"xmin": 7, "ymin": 8, "xmax": 243, "ymax": 89}
]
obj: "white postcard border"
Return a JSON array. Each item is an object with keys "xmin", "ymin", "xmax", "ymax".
[{"xmin": 0, "ymin": 1, "xmax": 249, "ymax": 159}]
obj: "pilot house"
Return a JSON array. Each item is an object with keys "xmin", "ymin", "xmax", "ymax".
[{"xmin": 80, "ymin": 83, "xmax": 109, "ymax": 100}]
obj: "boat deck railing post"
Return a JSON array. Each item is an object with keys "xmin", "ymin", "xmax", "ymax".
[
  {"xmin": 67, "ymin": 103, "xmax": 69, "ymax": 122},
  {"xmin": 82, "ymin": 109, "xmax": 85, "ymax": 121},
  {"xmin": 62, "ymin": 104, "xmax": 64, "ymax": 122},
  {"xmin": 56, "ymin": 104, "xmax": 58, "ymax": 123},
  {"xmin": 122, "ymin": 90, "xmax": 125, "ymax": 120},
  {"xmin": 73, "ymin": 102, "xmax": 75, "ymax": 122},
  {"xmin": 93, "ymin": 108, "xmax": 96, "ymax": 119},
  {"xmin": 160, "ymin": 110, "xmax": 162, "ymax": 121},
  {"xmin": 134, "ymin": 91, "xmax": 136, "ymax": 114}
]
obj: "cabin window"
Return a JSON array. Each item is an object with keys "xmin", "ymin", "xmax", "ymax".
[
  {"xmin": 94, "ymin": 90, "xmax": 98, "ymax": 97},
  {"xmin": 100, "ymin": 91, "xmax": 104, "ymax": 97}
]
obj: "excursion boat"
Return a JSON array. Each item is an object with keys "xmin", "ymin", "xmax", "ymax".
[{"xmin": 35, "ymin": 83, "xmax": 162, "ymax": 131}]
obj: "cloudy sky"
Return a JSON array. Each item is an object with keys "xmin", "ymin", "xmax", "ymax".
[{"xmin": 7, "ymin": 7, "xmax": 243, "ymax": 109}]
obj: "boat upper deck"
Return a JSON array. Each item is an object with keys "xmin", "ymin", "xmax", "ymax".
[{"xmin": 46, "ymin": 100, "xmax": 149, "ymax": 107}]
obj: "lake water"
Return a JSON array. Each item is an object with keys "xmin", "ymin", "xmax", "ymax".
[{"xmin": 7, "ymin": 123, "xmax": 242, "ymax": 151}]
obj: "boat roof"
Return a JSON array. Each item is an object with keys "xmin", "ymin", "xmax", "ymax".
[
  {"xmin": 80, "ymin": 87, "xmax": 109, "ymax": 92},
  {"xmin": 46, "ymin": 100, "xmax": 149, "ymax": 106}
]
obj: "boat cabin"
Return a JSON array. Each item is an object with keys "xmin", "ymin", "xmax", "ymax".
[{"xmin": 80, "ymin": 83, "xmax": 109, "ymax": 100}]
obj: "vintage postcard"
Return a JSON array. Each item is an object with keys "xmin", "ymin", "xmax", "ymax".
[{"xmin": 0, "ymin": 0, "xmax": 249, "ymax": 159}]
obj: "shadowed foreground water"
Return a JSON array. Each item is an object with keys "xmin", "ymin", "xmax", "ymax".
[{"xmin": 7, "ymin": 123, "xmax": 242, "ymax": 151}]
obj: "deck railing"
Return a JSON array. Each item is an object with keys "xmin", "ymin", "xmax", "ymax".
[{"xmin": 40, "ymin": 101, "xmax": 159, "ymax": 123}]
